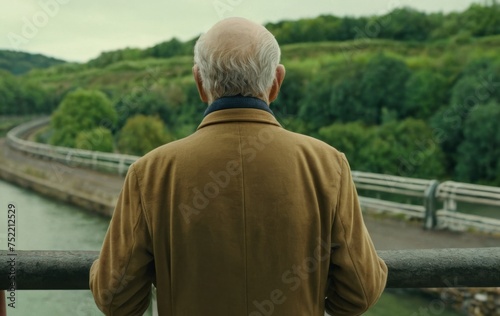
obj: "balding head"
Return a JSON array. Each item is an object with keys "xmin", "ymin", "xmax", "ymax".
[
  {"xmin": 193, "ymin": 17, "xmax": 285, "ymax": 104},
  {"xmin": 201, "ymin": 17, "xmax": 270, "ymax": 57}
]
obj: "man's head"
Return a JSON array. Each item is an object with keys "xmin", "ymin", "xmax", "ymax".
[{"xmin": 193, "ymin": 17, "xmax": 285, "ymax": 105}]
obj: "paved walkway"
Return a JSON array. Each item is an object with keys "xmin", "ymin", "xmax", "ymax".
[
  {"xmin": 365, "ymin": 216, "xmax": 499, "ymax": 250},
  {"xmin": 0, "ymin": 139, "xmax": 123, "ymax": 194},
  {"xmin": 1, "ymin": 138, "xmax": 498, "ymax": 250}
]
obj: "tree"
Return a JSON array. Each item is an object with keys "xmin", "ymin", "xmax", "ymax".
[
  {"xmin": 297, "ymin": 75, "xmax": 335, "ymax": 130},
  {"xmin": 403, "ymin": 70, "xmax": 448, "ymax": 119},
  {"xmin": 379, "ymin": 8, "xmax": 434, "ymax": 41},
  {"xmin": 319, "ymin": 119, "xmax": 445, "ymax": 178},
  {"xmin": 118, "ymin": 115, "xmax": 172, "ymax": 156},
  {"xmin": 272, "ymin": 66, "xmax": 309, "ymax": 119},
  {"xmin": 298, "ymin": 55, "xmax": 411, "ymax": 128},
  {"xmin": 455, "ymin": 102, "xmax": 500, "ymax": 185},
  {"xmin": 0, "ymin": 71, "xmax": 17, "ymax": 115},
  {"xmin": 318, "ymin": 122, "xmax": 372, "ymax": 168},
  {"xmin": 460, "ymin": 3, "xmax": 500, "ymax": 37},
  {"xmin": 0, "ymin": 50, "xmax": 65, "ymax": 75},
  {"xmin": 329, "ymin": 71, "xmax": 367, "ymax": 123},
  {"xmin": 115, "ymin": 90, "xmax": 171, "ymax": 130},
  {"xmin": 359, "ymin": 54, "xmax": 411, "ymax": 123},
  {"xmin": 450, "ymin": 58, "xmax": 500, "ymax": 107},
  {"xmin": 431, "ymin": 58, "xmax": 500, "ymax": 172},
  {"xmin": 0, "ymin": 70, "xmax": 51, "ymax": 115},
  {"xmin": 375, "ymin": 119, "xmax": 446, "ymax": 179},
  {"xmin": 88, "ymin": 47, "xmax": 143, "ymax": 68},
  {"xmin": 298, "ymin": 61, "xmax": 365, "ymax": 130},
  {"xmin": 75, "ymin": 127, "xmax": 114, "ymax": 153},
  {"xmin": 146, "ymin": 38, "xmax": 193, "ymax": 59},
  {"xmin": 50, "ymin": 89, "xmax": 117, "ymax": 148}
]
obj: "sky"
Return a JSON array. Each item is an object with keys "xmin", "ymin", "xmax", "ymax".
[{"xmin": 0, "ymin": 0, "xmax": 485, "ymax": 63}]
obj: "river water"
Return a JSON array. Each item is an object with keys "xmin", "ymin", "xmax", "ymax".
[
  {"xmin": 0, "ymin": 179, "xmax": 153, "ymax": 316},
  {"xmin": 0, "ymin": 179, "xmax": 459, "ymax": 316}
]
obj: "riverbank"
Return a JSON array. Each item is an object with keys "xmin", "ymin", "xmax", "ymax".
[{"xmin": 0, "ymin": 138, "xmax": 122, "ymax": 217}]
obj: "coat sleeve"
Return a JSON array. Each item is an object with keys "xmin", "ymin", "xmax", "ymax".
[
  {"xmin": 89, "ymin": 164, "xmax": 154, "ymax": 316},
  {"xmin": 325, "ymin": 156, "xmax": 388, "ymax": 316}
]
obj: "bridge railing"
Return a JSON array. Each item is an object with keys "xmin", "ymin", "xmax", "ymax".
[
  {"xmin": 1, "ymin": 248, "xmax": 499, "ymax": 290},
  {"xmin": 5, "ymin": 118, "xmax": 500, "ymax": 233},
  {"xmin": 436, "ymin": 181, "xmax": 500, "ymax": 233},
  {"xmin": 352, "ymin": 171, "xmax": 440, "ymax": 229},
  {"xmin": 6, "ymin": 117, "xmax": 139, "ymax": 176}
]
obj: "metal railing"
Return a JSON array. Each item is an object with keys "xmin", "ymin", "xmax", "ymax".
[
  {"xmin": 5, "ymin": 118, "xmax": 500, "ymax": 233},
  {"xmin": 1, "ymin": 248, "xmax": 500, "ymax": 290},
  {"xmin": 436, "ymin": 181, "xmax": 500, "ymax": 232},
  {"xmin": 6, "ymin": 117, "xmax": 139, "ymax": 176},
  {"xmin": 351, "ymin": 172, "xmax": 500, "ymax": 233},
  {"xmin": 352, "ymin": 171, "xmax": 440, "ymax": 229}
]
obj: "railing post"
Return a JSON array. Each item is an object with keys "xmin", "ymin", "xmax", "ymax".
[
  {"xmin": 118, "ymin": 157, "xmax": 125, "ymax": 176},
  {"xmin": 424, "ymin": 180, "xmax": 440, "ymax": 230},
  {"xmin": 92, "ymin": 152, "xmax": 98, "ymax": 170}
]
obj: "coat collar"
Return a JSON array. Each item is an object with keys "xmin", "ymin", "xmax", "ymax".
[
  {"xmin": 203, "ymin": 95, "xmax": 274, "ymax": 117},
  {"xmin": 197, "ymin": 96, "xmax": 282, "ymax": 130}
]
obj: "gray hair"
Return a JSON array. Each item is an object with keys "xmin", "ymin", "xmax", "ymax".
[{"xmin": 193, "ymin": 27, "xmax": 281, "ymax": 102}]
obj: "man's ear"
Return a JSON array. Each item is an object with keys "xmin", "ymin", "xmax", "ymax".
[
  {"xmin": 193, "ymin": 65, "xmax": 209, "ymax": 103},
  {"xmin": 268, "ymin": 64, "xmax": 286, "ymax": 104}
]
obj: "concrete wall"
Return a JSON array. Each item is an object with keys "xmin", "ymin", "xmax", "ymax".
[{"xmin": 0, "ymin": 161, "xmax": 115, "ymax": 217}]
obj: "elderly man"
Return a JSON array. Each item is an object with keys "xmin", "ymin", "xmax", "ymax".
[{"xmin": 90, "ymin": 17, "xmax": 387, "ymax": 315}]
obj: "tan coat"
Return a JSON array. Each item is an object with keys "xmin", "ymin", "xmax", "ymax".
[{"xmin": 90, "ymin": 107, "xmax": 387, "ymax": 316}]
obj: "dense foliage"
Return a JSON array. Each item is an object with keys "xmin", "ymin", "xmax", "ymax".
[
  {"xmin": 0, "ymin": 70, "xmax": 55, "ymax": 115},
  {"xmin": 4, "ymin": 2, "xmax": 500, "ymax": 185},
  {"xmin": 50, "ymin": 89, "xmax": 117, "ymax": 148},
  {"xmin": 0, "ymin": 50, "xmax": 65, "ymax": 75},
  {"xmin": 265, "ymin": 3, "xmax": 500, "ymax": 44},
  {"xmin": 117, "ymin": 115, "xmax": 173, "ymax": 156},
  {"xmin": 75, "ymin": 127, "xmax": 114, "ymax": 153},
  {"xmin": 84, "ymin": 2, "xmax": 499, "ymax": 68},
  {"xmin": 456, "ymin": 103, "xmax": 500, "ymax": 185}
]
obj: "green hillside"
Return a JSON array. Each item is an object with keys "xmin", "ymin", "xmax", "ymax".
[
  {"xmin": 2, "ymin": 2, "xmax": 500, "ymax": 186},
  {"xmin": 0, "ymin": 50, "xmax": 66, "ymax": 75}
]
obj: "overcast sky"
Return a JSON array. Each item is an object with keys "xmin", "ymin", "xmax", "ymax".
[{"xmin": 0, "ymin": 0, "xmax": 483, "ymax": 62}]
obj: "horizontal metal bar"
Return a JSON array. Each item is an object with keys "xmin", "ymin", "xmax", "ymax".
[
  {"xmin": 1, "ymin": 251, "xmax": 97, "ymax": 290},
  {"xmin": 353, "ymin": 179, "xmax": 429, "ymax": 192},
  {"xmin": 1, "ymin": 248, "xmax": 499, "ymax": 290},
  {"xmin": 6, "ymin": 117, "xmax": 139, "ymax": 176},
  {"xmin": 437, "ymin": 181, "xmax": 500, "ymax": 194},
  {"xmin": 359, "ymin": 198, "xmax": 425, "ymax": 219},
  {"xmin": 360, "ymin": 197, "xmax": 424, "ymax": 212},
  {"xmin": 352, "ymin": 171, "xmax": 434, "ymax": 185},
  {"xmin": 436, "ymin": 210, "xmax": 500, "ymax": 232},
  {"xmin": 354, "ymin": 184, "xmax": 426, "ymax": 197},
  {"xmin": 382, "ymin": 248, "xmax": 500, "ymax": 288}
]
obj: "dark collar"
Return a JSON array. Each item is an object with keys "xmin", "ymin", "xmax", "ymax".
[{"xmin": 203, "ymin": 96, "xmax": 274, "ymax": 117}]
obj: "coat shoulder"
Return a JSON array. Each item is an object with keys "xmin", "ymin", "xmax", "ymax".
[{"xmin": 281, "ymin": 129, "xmax": 346, "ymax": 163}]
